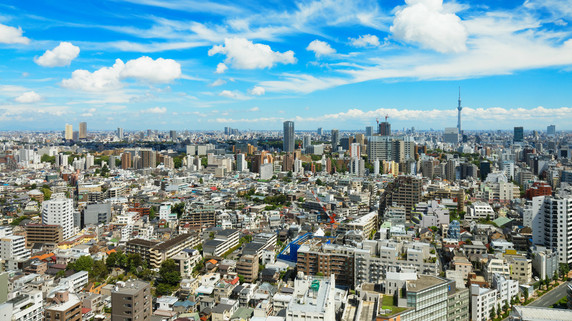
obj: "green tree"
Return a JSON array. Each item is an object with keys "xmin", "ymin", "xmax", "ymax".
[
  {"xmin": 70, "ymin": 256, "xmax": 94, "ymax": 272},
  {"xmin": 149, "ymin": 207, "xmax": 156, "ymax": 220},
  {"xmin": 490, "ymin": 306, "xmax": 495, "ymax": 320},
  {"xmin": 156, "ymin": 283, "xmax": 172, "ymax": 296},
  {"xmin": 159, "ymin": 259, "xmax": 181, "ymax": 285},
  {"xmin": 91, "ymin": 260, "xmax": 108, "ymax": 280}
]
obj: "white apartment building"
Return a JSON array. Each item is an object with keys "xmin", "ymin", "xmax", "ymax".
[
  {"xmin": 530, "ymin": 195, "xmax": 572, "ymax": 264},
  {"xmin": 0, "ymin": 288, "xmax": 44, "ymax": 321},
  {"xmin": 470, "ymin": 284, "xmax": 497, "ymax": 321},
  {"xmin": 159, "ymin": 202, "xmax": 177, "ymax": 221},
  {"xmin": 465, "ymin": 202, "xmax": 495, "ymax": 220},
  {"xmin": 41, "ymin": 193, "xmax": 75, "ymax": 240},
  {"xmin": 492, "ymin": 273, "xmax": 519, "ymax": 309},
  {"xmin": 0, "ymin": 235, "xmax": 29, "ymax": 261}
]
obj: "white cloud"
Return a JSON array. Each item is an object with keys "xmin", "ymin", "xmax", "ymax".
[
  {"xmin": 121, "ymin": 56, "xmax": 182, "ymax": 82},
  {"xmin": 390, "ymin": 0, "xmax": 467, "ymax": 53},
  {"xmin": 249, "ymin": 107, "xmax": 260, "ymax": 112},
  {"xmin": 34, "ymin": 42, "xmax": 80, "ymax": 67},
  {"xmin": 0, "ymin": 23, "xmax": 30, "ymax": 44},
  {"xmin": 209, "ymin": 79, "xmax": 227, "ymax": 87},
  {"xmin": 294, "ymin": 106, "xmax": 572, "ymax": 125},
  {"xmin": 142, "ymin": 106, "xmax": 167, "ymax": 114},
  {"xmin": 349, "ymin": 34, "xmax": 380, "ymax": 47},
  {"xmin": 218, "ymin": 90, "xmax": 249, "ymax": 100},
  {"xmin": 248, "ymin": 86, "xmax": 265, "ymax": 96},
  {"xmin": 215, "ymin": 63, "xmax": 228, "ymax": 74},
  {"xmin": 306, "ymin": 40, "xmax": 336, "ymax": 57},
  {"xmin": 14, "ymin": 91, "xmax": 42, "ymax": 103},
  {"xmin": 210, "ymin": 116, "xmax": 283, "ymax": 123},
  {"xmin": 62, "ymin": 56, "xmax": 181, "ymax": 91},
  {"xmin": 260, "ymin": 74, "xmax": 348, "ymax": 94},
  {"xmin": 209, "ymin": 38, "xmax": 296, "ymax": 69}
]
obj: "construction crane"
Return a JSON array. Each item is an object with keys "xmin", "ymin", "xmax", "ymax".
[
  {"xmin": 310, "ymin": 190, "xmax": 336, "ymax": 224},
  {"xmin": 385, "ymin": 114, "xmax": 389, "ymax": 122}
]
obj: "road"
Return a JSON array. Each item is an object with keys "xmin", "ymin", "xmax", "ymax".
[{"xmin": 529, "ymin": 282, "xmax": 568, "ymax": 307}]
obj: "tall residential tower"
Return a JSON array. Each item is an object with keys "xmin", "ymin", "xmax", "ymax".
[
  {"xmin": 283, "ymin": 121, "xmax": 295, "ymax": 153},
  {"xmin": 457, "ymin": 87, "xmax": 462, "ymax": 133}
]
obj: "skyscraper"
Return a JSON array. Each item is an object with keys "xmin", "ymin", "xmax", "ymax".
[
  {"xmin": 65, "ymin": 124, "xmax": 73, "ymax": 140},
  {"xmin": 317, "ymin": 127, "xmax": 323, "ymax": 135},
  {"xmin": 457, "ymin": 87, "xmax": 463, "ymax": 133},
  {"xmin": 170, "ymin": 130, "xmax": 177, "ymax": 140},
  {"xmin": 365, "ymin": 126, "xmax": 373, "ymax": 137},
  {"xmin": 547, "ymin": 125, "xmax": 556, "ymax": 136},
  {"xmin": 117, "ymin": 127, "xmax": 124, "ymax": 139},
  {"xmin": 331, "ymin": 129, "xmax": 339, "ymax": 150},
  {"xmin": 283, "ymin": 121, "xmax": 295, "ymax": 153},
  {"xmin": 379, "ymin": 122, "xmax": 391, "ymax": 136},
  {"xmin": 514, "ymin": 127, "xmax": 524, "ymax": 143},
  {"xmin": 303, "ymin": 135, "xmax": 311, "ymax": 149},
  {"xmin": 530, "ymin": 195, "xmax": 572, "ymax": 264},
  {"xmin": 79, "ymin": 122, "xmax": 87, "ymax": 139}
]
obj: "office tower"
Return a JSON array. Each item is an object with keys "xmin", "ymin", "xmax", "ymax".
[
  {"xmin": 79, "ymin": 122, "xmax": 87, "ymax": 139},
  {"xmin": 303, "ymin": 135, "xmax": 311, "ymax": 149},
  {"xmin": 367, "ymin": 136, "xmax": 392, "ymax": 161},
  {"xmin": 111, "ymin": 281, "xmax": 152, "ymax": 321},
  {"xmin": 317, "ymin": 127, "xmax": 323, "ymax": 135},
  {"xmin": 141, "ymin": 150, "xmax": 156, "ymax": 168},
  {"xmin": 65, "ymin": 124, "xmax": 73, "ymax": 140},
  {"xmin": 379, "ymin": 121, "xmax": 391, "ymax": 136},
  {"xmin": 170, "ymin": 130, "xmax": 177, "ymax": 140},
  {"xmin": 547, "ymin": 124, "xmax": 556, "ymax": 136},
  {"xmin": 283, "ymin": 121, "xmax": 295, "ymax": 153},
  {"xmin": 514, "ymin": 126, "xmax": 524, "ymax": 143},
  {"xmin": 72, "ymin": 131, "xmax": 79, "ymax": 141},
  {"xmin": 379, "ymin": 176, "xmax": 422, "ymax": 220},
  {"xmin": 365, "ymin": 126, "xmax": 373, "ymax": 137},
  {"xmin": 331, "ymin": 129, "xmax": 339, "ymax": 149},
  {"xmin": 121, "ymin": 152, "xmax": 132, "ymax": 169},
  {"xmin": 42, "ymin": 193, "xmax": 74, "ymax": 240},
  {"xmin": 117, "ymin": 127, "xmax": 124, "ymax": 139},
  {"xmin": 236, "ymin": 153, "xmax": 247, "ymax": 172},
  {"xmin": 457, "ymin": 87, "xmax": 463, "ymax": 132},
  {"xmin": 443, "ymin": 127, "xmax": 460, "ymax": 144},
  {"xmin": 349, "ymin": 143, "xmax": 360, "ymax": 158},
  {"xmin": 480, "ymin": 161, "xmax": 491, "ymax": 181},
  {"xmin": 530, "ymin": 195, "xmax": 572, "ymax": 264}
]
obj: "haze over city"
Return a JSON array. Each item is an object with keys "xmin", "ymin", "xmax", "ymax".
[{"xmin": 1, "ymin": 0, "xmax": 572, "ymax": 130}]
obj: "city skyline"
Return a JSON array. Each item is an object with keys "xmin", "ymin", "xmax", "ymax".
[{"xmin": 1, "ymin": 0, "xmax": 572, "ymax": 130}]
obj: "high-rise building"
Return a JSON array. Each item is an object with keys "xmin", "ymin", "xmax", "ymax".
[
  {"xmin": 41, "ymin": 193, "xmax": 75, "ymax": 240},
  {"xmin": 530, "ymin": 195, "xmax": 572, "ymax": 264},
  {"xmin": 444, "ymin": 127, "xmax": 460, "ymax": 144},
  {"xmin": 141, "ymin": 150, "xmax": 156, "ymax": 168},
  {"xmin": 236, "ymin": 153, "xmax": 247, "ymax": 172},
  {"xmin": 303, "ymin": 135, "xmax": 311, "ymax": 149},
  {"xmin": 514, "ymin": 126, "xmax": 524, "ymax": 143},
  {"xmin": 365, "ymin": 126, "xmax": 373, "ymax": 137},
  {"xmin": 65, "ymin": 124, "xmax": 73, "ymax": 140},
  {"xmin": 79, "ymin": 122, "xmax": 87, "ymax": 139},
  {"xmin": 169, "ymin": 130, "xmax": 177, "ymax": 140},
  {"xmin": 379, "ymin": 121, "xmax": 391, "ymax": 136},
  {"xmin": 121, "ymin": 152, "xmax": 132, "ymax": 169},
  {"xmin": 367, "ymin": 136, "xmax": 392, "ymax": 161},
  {"xmin": 480, "ymin": 161, "xmax": 491, "ymax": 181},
  {"xmin": 117, "ymin": 127, "xmax": 124, "ymax": 139},
  {"xmin": 111, "ymin": 281, "xmax": 152, "ymax": 321},
  {"xmin": 331, "ymin": 129, "xmax": 339, "ymax": 150},
  {"xmin": 379, "ymin": 176, "xmax": 422, "ymax": 220},
  {"xmin": 283, "ymin": 121, "xmax": 295, "ymax": 153},
  {"xmin": 317, "ymin": 127, "xmax": 323, "ymax": 135},
  {"xmin": 0, "ymin": 234, "xmax": 28, "ymax": 262},
  {"xmin": 547, "ymin": 124, "xmax": 556, "ymax": 136},
  {"xmin": 72, "ymin": 131, "xmax": 79, "ymax": 141}
]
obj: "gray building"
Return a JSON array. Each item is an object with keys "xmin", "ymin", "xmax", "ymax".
[
  {"xmin": 111, "ymin": 281, "xmax": 151, "ymax": 321},
  {"xmin": 283, "ymin": 121, "xmax": 295, "ymax": 153},
  {"xmin": 81, "ymin": 203, "xmax": 111, "ymax": 228}
]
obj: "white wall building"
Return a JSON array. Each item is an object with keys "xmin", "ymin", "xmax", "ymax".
[{"xmin": 41, "ymin": 193, "xmax": 75, "ymax": 240}]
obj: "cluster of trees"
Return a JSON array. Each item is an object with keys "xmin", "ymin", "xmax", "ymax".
[
  {"xmin": 106, "ymin": 251, "xmax": 154, "ymax": 280},
  {"xmin": 66, "ymin": 256, "xmax": 108, "ymax": 281},
  {"xmin": 156, "ymin": 259, "xmax": 181, "ymax": 296}
]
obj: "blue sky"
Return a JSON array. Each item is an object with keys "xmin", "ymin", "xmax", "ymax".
[{"xmin": 1, "ymin": 0, "xmax": 572, "ymax": 131}]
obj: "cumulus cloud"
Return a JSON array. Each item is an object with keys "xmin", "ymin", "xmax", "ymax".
[
  {"xmin": 35, "ymin": 42, "xmax": 80, "ymax": 67},
  {"xmin": 14, "ymin": 91, "xmax": 42, "ymax": 103},
  {"xmin": 141, "ymin": 107, "xmax": 167, "ymax": 114},
  {"xmin": 248, "ymin": 86, "xmax": 265, "ymax": 96},
  {"xmin": 218, "ymin": 90, "xmax": 249, "ymax": 100},
  {"xmin": 209, "ymin": 38, "xmax": 296, "ymax": 69},
  {"xmin": 349, "ymin": 34, "xmax": 380, "ymax": 47},
  {"xmin": 0, "ymin": 23, "xmax": 30, "ymax": 44},
  {"xmin": 215, "ymin": 63, "xmax": 228, "ymax": 74},
  {"xmin": 390, "ymin": 0, "xmax": 467, "ymax": 53},
  {"xmin": 306, "ymin": 40, "xmax": 336, "ymax": 57},
  {"xmin": 62, "ymin": 56, "xmax": 181, "ymax": 91},
  {"xmin": 121, "ymin": 56, "xmax": 182, "ymax": 82},
  {"xmin": 249, "ymin": 107, "xmax": 260, "ymax": 112}
]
